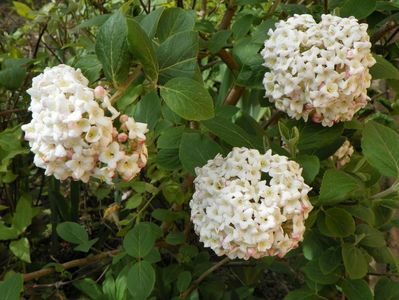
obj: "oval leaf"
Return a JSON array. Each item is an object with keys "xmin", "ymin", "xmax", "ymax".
[{"xmin": 127, "ymin": 260, "xmax": 155, "ymax": 299}]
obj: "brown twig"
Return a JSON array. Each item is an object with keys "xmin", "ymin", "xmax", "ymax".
[
  {"xmin": 0, "ymin": 108, "xmax": 27, "ymax": 117},
  {"xmin": 219, "ymin": 1, "xmax": 237, "ymax": 30},
  {"xmin": 180, "ymin": 257, "xmax": 230, "ymax": 299},
  {"xmin": 224, "ymin": 85, "xmax": 245, "ymax": 106},
  {"xmin": 33, "ymin": 23, "xmax": 48, "ymax": 59},
  {"xmin": 22, "ymin": 250, "xmax": 119, "ymax": 282},
  {"xmin": 371, "ymin": 22, "xmax": 398, "ymax": 44},
  {"xmin": 217, "ymin": 49, "xmax": 240, "ymax": 71},
  {"xmin": 176, "ymin": 0, "xmax": 184, "ymax": 8}
]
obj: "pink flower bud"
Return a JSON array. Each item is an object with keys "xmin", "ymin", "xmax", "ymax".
[
  {"xmin": 112, "ymin": 128, "xmax": 118, "ymax": 138},
  {"xmin": 66, "ymin": 150, "xmax": 74, "ymax": 159},
  {"xmin": 119, "ymin": 114, "xmax": 129, "ymax": 123},
  {"xmin": 94, "ymin": 86, "xmax": 106, "ymax": 99},
  {"xmin": 311, "ymin": 113, "xmax": 323, "ymax": 123},
  {"xmin": 118, "ymin": 133, "xmax": 128, "ymax": 143}
]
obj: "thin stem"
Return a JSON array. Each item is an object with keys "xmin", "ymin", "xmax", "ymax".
[
  {"xmin": 49, "ymin": 177, "xmax": 60, "ymax": 253},
  {"xmin": 323, "ymin": 0, "xmax": 328, "ymax": 14},
  {"xmin": 371, "ymin": 180, "xmax": 399, "ymax": 199},
  {"xmin": 180, "ymin": 257, "xmax": 230, "ymax": 299},
  {"xmin": 70, "ymin": 181, "xmax": 80, "ymax": 222}
]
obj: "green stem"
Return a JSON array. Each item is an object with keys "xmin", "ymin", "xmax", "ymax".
[
  {"xmin": 371, "ymin": 180, "xmax": 399, "ymax": 199},
  {"xmin": 49, "ymin": 177, "xmax": 60, "ymax": 253},
  {"xmin": 70, "ymin": 181, "xmax": 80, "ymax": 222}
]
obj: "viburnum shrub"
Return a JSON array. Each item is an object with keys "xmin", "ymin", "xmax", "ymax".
[{"xmin": 1, "ymin": 1, "xmax": 399, "ymax": 300}]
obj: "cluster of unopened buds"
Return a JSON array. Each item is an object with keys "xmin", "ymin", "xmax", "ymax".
[
  {"xmin": 331, "ymin": 140, "xmax": 354, "ymax": 168},
  {"xmin": 190, "ymin": 147, "xmax": 313, "ymax": 260},
  {"xmin": 22, "ymin": 64, "xmax": 148, "ymax": 183},
  {"xmin": 262, "ymin": 14, "xmax": 375, "ymax": 126}
]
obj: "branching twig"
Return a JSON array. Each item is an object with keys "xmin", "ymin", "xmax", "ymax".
[
  {"xmin": 180, "ymin": 257, "xmax": 230, "ymax": 299},
  {"xmin": 23, "ymin": 250, "xmax": 119, "ymax": 282},
  {"xmin": 219, "ymin": 1, "xmax": 237, "ymax": 30}
]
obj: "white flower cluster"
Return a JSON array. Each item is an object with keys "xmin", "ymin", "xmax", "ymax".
[
  {"xmin": 331, "ymin": 140, "xmax": 354, "ymax": 167},
  {"xmin": 190, "ymin": 147, "xmax": 312, "ymax": 260},
  {"xmin": 261, "ymin": 14, "xmax": 375, "ymax": 127},
  {"xmin": 22, "ymin": 65, "xmax": 148, "ymax": 183}
]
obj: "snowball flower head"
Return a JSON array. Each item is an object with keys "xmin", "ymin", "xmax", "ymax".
[
  {"xmin": 22, "ymin": 64, "xmax": 148, "ymax": 183},
  {"xmin": 190, "ymin": 147, "xmax": 313, "ymax": 260},
  {"xmin": 261, "ymin": 14, "xmax": 375, "ymax": 126}
]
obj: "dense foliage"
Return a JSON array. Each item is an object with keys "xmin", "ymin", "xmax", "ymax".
[{"xmin": 1, "ymin": 0, "xmax": 399, "ymax": 299}]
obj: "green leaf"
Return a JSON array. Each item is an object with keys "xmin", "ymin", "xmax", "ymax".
[
  {"xmin": 73, "ymin": 14, "xmax": 110, "ymax": 30},
  {"xmin": 123, "ymin": 222, "xmax": 156, "ymax": 258},
  {"xmin": 73, "ymin": 278, "xmax": 104, "ymax": 300},
  {"xmin": 74, "ymin": 238, "xmax": 99, "ymax": 253},
  {"xmin": 318, "ymin": 169, "xmax": 363, "ymax": 205},
  {"xmin": 75, "ymin": 55, "xmax": 102, "ymax": 83},
  {"xmin": 232, "ymin": 14, "xmax": 254, "ymax": 39},
  {"xmin": 126, "ymin": 18, "xmax": 158, "ymax": 81},
  {"xmin": 375, "ymin": 277, "xmax": 399, "ymax": 300},
  {"xmin": 160, "ymin": 77, "xmax": 214, "ymax": 121},
  {"xmin": 12, "ymin": 195, "xmax": 33, "ymax": 233},
  {"xmin": 157, "ymin": 8, "xmax": 195, "ymax": 42},
  {"xmin": 325, "ymin": 207, "xmax": 355, "ymax": 237},
  {"xmin": 341, "ymin": 0, "xmax": 376, "ymax": 19},
  {"xmin": 362, "ymin": 121, "xmax": 399, "ymax": 178},
  {"xmin": 208, "ymin": 30, "xmax": 232, "ymax": 54},
  {"xmin": 157, "ymin": 31, "xmax": 199, "ymax": 83},
  {"xmin": 0, "ymin": 60, "xmax": 27, "ymax": 90},
  {"xmin": 202, "ymin": 116, "xmax": 263, "ymax": 150},
  {"xmin": 342, "ymin": 243, "xmax": 369, "ymax": 279},
  {"xmin": 12, "ymin": 1, "xmax": 35, "ymax": 19},
  {"xmin": 370, "ymin": 54, "xmax": 399, "ymax": 80},
  {"xmin": 157, "ymin": 126, "xmax": 185, "ymax": 149},
  {"xmin": 302, "ymin": 259, "xmax": 341, "ymax": 284},
  {"xmin": 165, "ymin": 232, "xmax": 186, "ymax": 245},
  {"xmin": 341, "ymin": 279, "xmax": 373, "ymax": 300},
  {"xmin": 0, "ymin": 273, "xmax": 23, "ymax": 300},
  {"xmin": 356, "ymin": 224, "xmax": 385, "ymax": 248},
  {"xmin": 298, "ymin": 123, "xmax": 344, "ymax": 153},
  {"xmin": 295, "ymin": 155, "xmax": 319, "ymax": 183},
  {"xmin": 125, "ymin": 194, "xmax": 143, "ymax": 209},
  {"xmin": 9, "ymin": 237, "xmax": 31, "ymax": 263},
  {"xmin": 56, "ymin": 222, "xmax": 89, "ymax": 245},
  {"xmin": 127, "ymin": 260, "xmax": 155, "ymax": 300},
  {"xmin": 162, "ymin": 182, "xmax": 185, "ymax": 205},
  {"xmin": 284, "ymin": 288, "xmax": 320, "ymax": 300},
  {"xmin": 177, "ymin": 271, "xmax": 192, "ymax": 293},
  {"xmin": 134, "ymin": 92, "xmax": 161, "ymax": 130},
  {"xmin": 156, "ymin": 148, "xmax": 181, "ymax": 170},
  {"xmin": 95, "ymin": 10, "xmax": 130, "ymax": 85},
  {"xmin": 0, "ymin": 223, "xmax": 19, "ymax": 241},
  {"xmin": 179, "ymin": 132, "xmax": 222, "ymax": 175},
  {"xmin": 345, "ymin": 205, "xmax": 375, "ymax": 226},
  {"xmin": 139, "ymin": 7, "xmax": 165, "ymax": 39},
  {"xmin": 319, "ymin": 247, "xmax": 341, "ymax": 274}
]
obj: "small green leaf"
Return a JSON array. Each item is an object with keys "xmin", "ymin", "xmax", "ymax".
[
  {"xmin": 123, "ymin": 222, "xmax": 156, "ymax": 258},
  {"xmin": 74, "ymin": 238, "xmax": 99, "ymax": 253},
  {"xmin": 139, "ymin": 7, "xmax": 165, "ymax": 39},
  {"xmin": 298, "ymin": 123, "xmax": 344, "ymax": 153},
  {"xmin": 157, "ymin": 31, "xmax": 199, "ymax": 83},
  {"xmin": 202, "ymin": 116, "xmax": 263, "ymax": 150},
  {"xmin": 12, "ymin": 195, "xmax": 33, "ymax": 233},
  {"xmin": 319, "ymin": 247, "xmax": 341, "ymax": 274},
  {"xmin": 342, "ymin": 243, "xmax": 369, "ymax": 279},
  {"xmin": 356, "ymin": 224, "xmax": 385, "ymax": 248},
  {"xmin": 134, "ymin": 92, "xmax": 161, "ymax": 130},
  {"xmin": 56, "ymin": 222, "xmax": 89, "ymax": 245},
  {"xmin": 370, "ymin": 54, "xmax": 399, "ymax": 80},
  {"xmin": 127, "ymin": 260, "xmax": 155, "ymax": 300},
  {"xmin": 325, "ymin": 208, "xmax": 355, "ymax": 237},
  {"xmin": 12, "ymin": 1, "xmax": 35, "ymax": 19},
  {"xmin": 341, "ymin": 279, "xmax": 373, "ymax": 300},
  {"xmin": 302, "ymin": 259, "xmax": 341, "ymax": 284},
  {"xmin": 179, "ymin": 132, "xmax": 222, "ymax": 175},
  {"xmin": 95, "ymin": 10, "xmax": 130, "ymax": 85},
  {"xmin": 341, "ymin": 0, "xmax": 376, "ymax": 19},
  {"xmin": 0, "ymin": 273, "xmax": 23, "ymax": 300},
  {"xmin": 125, "ymin": 194, "xmax": 142, "ymax": 209},
  {"xmin": 208, "ymin": 30, "xmax": 231, "ymax": 54},
  {"xmin": 126, "ymin": 18, "xmax": 159, "ymax": 81},
  {"xmin": 295, "ymin": 155, "xmax": 319, "ymax": 183},
  {"xmin": 157, "ymin": 126, "xmax": 185, "ymax": 149},
  {"xmin": 319, "ymin": 169, "xmax": 363, "ymax": 204},
  {"xmin": 284, "ymin": 288, "xmax": 320, "ymax": 300},
  {"xmin": 160, "ymin": 77, "xmax": 214, "ymax": 121},
  {"xmin": 157, "ymin": 8, "xmax": 195, "ymax": 42},
  {"xmin": 9, "ymin": 237, "xmax": 31, "ymax": 263},
  {"xmin": 165, "ymin": 232, "xmax": 186, "ymax": 245},
  {"xmin": 177, "ymin": 271, "xmax": 192, "ymax": 293},
  {"xmin": 375, "ymin": 277, "xmax": 399, "ymax": 300},
  {"xmin": 156, "ymin": 148, "xmax": 181, "ymax": 170},
  {"xmin": 362, "ymin": 121, "xmax": 399, "ymax": 178},
  {"xmin": 73, "ymin": 278, "xmax": 104, "ymax": 300},
  {"xmin": 75, "ymin": 55, "xmax": 102, "ymax": 83}
]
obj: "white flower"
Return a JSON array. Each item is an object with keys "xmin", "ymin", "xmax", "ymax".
[
  {"xmin": 190, "ymin": 147, "xmax": 313, "ymax": 260},
  {"xmin": 261, "ymin": 14, "xmax": 375, "ymax": 126},
  {"xmin": 22, "ymin": 65, "xmax": 149, "ymax": 183},
  {"xmin": 125, "ymin": 118, "xmax": 148, "ymax": 141}
]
